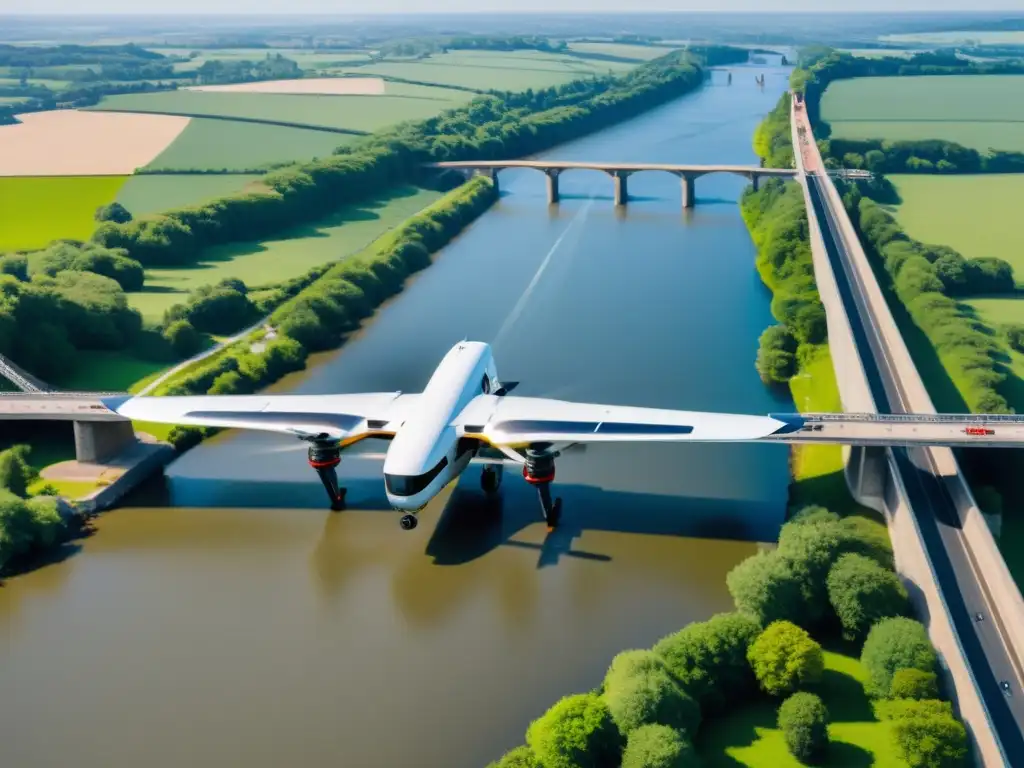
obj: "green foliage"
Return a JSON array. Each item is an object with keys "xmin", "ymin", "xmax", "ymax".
[
  {"xmin": 0, "ymin": 446, "xmax": 32, "ymax": 498},
  {"xmin": 777, "ymin": 692, "xmax": 829, "ymax": 763},
  {"xmin": 525, "ymin": 693, "xmax": 622, "ymax": 768},
  {"xmin": 30, "ymin": 241, "xmax": 145, "ymax": 292},
  {"xmin": 95, "ymin": 201, "xmax": 133, "ymax": 224},
  {"xmin": 486, "ymin": 745, "xmax": 541, "ymax": 768},
  {"xmin": 752, "ymin": 92, "xmax": 795, "ymax": 168},
  {"xmin": 0, "ymin": 254, "xmax": 28, "ymax": 280},
  {"xmin": 166, "ymin": 280, "xmax": 258, "ymax": 336},
  {"xmin": 747, "ymin": 621, "xmax": 824, "ymax": 697},
  {"xmin": 1004, "ymin": 323, "xmax": 1024, "ymax": 353},
  {"xmin": 162, "ymin": 319, "xmax": 202, "ymax": 358},
  {"xmin": 0, "ymin": 488, "xmax": 66, "ymax": 573},
  {"xmin": 889, "ymin": 669, "xmax": 940, "ymax": 700},
  {"xmin": 652, "ymin": 612, "xmax": 761, "ymax": 715},
  {"xmin": 726, "ymin": 550, "xmax": 805, "ymax": 626},
  {"xmin": 884, "ymin": 700, "xmax": 969, "ymax": 768},
  {"xmin": 861, "ymin": 617, "xmax": 938, "ymax": 698},
  {"xmin": 602, "ymin": 650, "xmax": 700, "ymax": 736},
  {"xmin": 620, "ymin": 724, "xmax": 699, "ymax": 768},
  {"xmin": 755, "ymin": 324, "xmax": 798, "ymax": 383},
  {"xmin": 827, "ymin": 553, "xmax": 910, "ymax": 643}
]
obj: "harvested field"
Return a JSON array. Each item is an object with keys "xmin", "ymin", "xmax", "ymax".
[
  {"xmin": 0, "ymin": 176, "xmax": 127, "ymax": 252},
  {"xmin": 116, "ymin": 174, "xmax": 266, "ymax": 216},
  {"xmin": 0, "ymin": 110, "xmax": 190, "ymax": 176},
  {"xmin": 821, "ymin": 75, "xmax": 1024, "ymax": 152},
  {"xmin": 90, "ymin": 83, "xmax": 473, "ymax": 133},
  {"xmin": 187, "ymin": 77, "xmax": 386, "ymax": 95},
  {"xmin": 145, "ymin": 118, "xmax": 353, "ymax": 171}
]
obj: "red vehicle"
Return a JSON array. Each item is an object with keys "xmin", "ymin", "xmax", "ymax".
[{"xmin": 963, "ymin": 427, "xmax": 995, "ymax": 436}]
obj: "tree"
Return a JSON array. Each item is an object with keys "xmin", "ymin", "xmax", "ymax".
[
  {"xmin": 95, "ymin": 202, "xmax": 133, "ymax": 224},
  {"xmin": 864, "ymin": 149, "xmax": 886, "ymax": 173},
  {"xmin": 890, "ymin": 669, "xmax": 940, "ymax": 700},
  {"xmin": 621, "ymin": 724, "xmax": 698, "ymax": 768},
  {"xmin": 603, "ymin": 650, "xmax": 700, "ymax": 735},
  {"xmin": 726, "ymin": 550, "xmax": 805, "ymax": 626},
  {"xmin": 755, "ymin": 324, "xmax": 797, "ymax": 383},
  {"xmin": 887, "ymin": 705, "xmax": 968, "ymax": 768},
  {"xmin": 653, "ymin": 612, "xmax": 761, "ymax": 715},
  {"xmin": 162, "ymin": 319, "xmax": 202, "ymax": 358},
  {"xmin": 0, "ymin": 447, "xmax": 31, "ymax": 497},
  {"xmin": 777, "ymin": 692, "xmax": 829, "ymax": 763},
  {"xmin": 487, "ymin": 746, "xmax": 541, "ymax": 768},
  {"xmin": 827, "ymin": 553, "xmax": 909, "ymax": 642},
  {"xmin": 861, "ymin": 618, "xmax": 938, "ymax": 698},
  {"xmin": 747, "ymin": 621, "xmax": 824, "ymax": 696},
  {"xmin": 525, "ymin": 693, "xmax": 622, "ymax": 768}
]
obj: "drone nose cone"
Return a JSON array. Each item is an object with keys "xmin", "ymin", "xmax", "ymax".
[{"xmin": 101, "ymin": 395, "xmax": 133, "ymax": 415}]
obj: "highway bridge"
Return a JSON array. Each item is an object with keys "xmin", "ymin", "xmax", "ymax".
[
  {"xmin": 794, "ymin": 101, "xmax": 1024, "ymax": 766},
  {"xmin": 426, "ymin": 160, "xmax": 797, "ymax": 207}
]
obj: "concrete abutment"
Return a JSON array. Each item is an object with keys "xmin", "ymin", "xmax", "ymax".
[{"xmin": 73, "ymin": 420, "xmax": 136, "ymax": 463}]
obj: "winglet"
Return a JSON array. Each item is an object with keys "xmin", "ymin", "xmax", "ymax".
[{"xmin": 100, "ymin": 395, "xmax": 133, "ymax": 415}]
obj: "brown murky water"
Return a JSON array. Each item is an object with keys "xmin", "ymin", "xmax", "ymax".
[{"xmin": 1, "ymin": 65, "xmax": 791, "ymax": 768}]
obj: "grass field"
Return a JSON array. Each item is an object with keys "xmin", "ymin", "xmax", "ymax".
[
  {"xmin": 821, "ymin": 75, "xmax": 1024, "ymax": 152},
  {"xmin": 881, "ymin": 31, "xmax": 1024, "ymax": 46},
  {"xmin": 127, "ymin": 184, "xmax": 443, "ymax": 321},
  {"xmin": 698, "ymin": 650, "xmax": 906, "ymax": 767},
  {"xmin": 155, "ymin": 48, "xmax": 375, "ymax": 73},
  {"xmin": 567, "ymin": 42, "xmax": 680, "ymax": 61},
  {"xmin": 89, "ymin": 82, "xmax": 474, "ymax": 133},
  {"xmin": 187, "ymin": 77, "xmax": 386, "ymax": 95},
  {"xmin": 0, "ymin": 175, "xmax": 127, "ymax": 251},
  {"xmin": 54, "ymin": 350, "xmax": 169, "ymax": 391},
  {"xmin": 144, "ymin": 117, "xmax": 353, "ymax": 171},
  {"xmin": 116, "ymin": 174, "xmax": 266, "ymax": 216},
  {"xmin": 887, "ymin": 174, "xmax": 1024, "ymax": 273}
]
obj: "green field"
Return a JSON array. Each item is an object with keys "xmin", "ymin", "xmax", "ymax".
[
  {"xmin": 567, "ymin": 42, "xmax": 680, "ymax": 61},
  {"xmin": 144, "ymin": 117, "xmax": 354, "ymax": 171},
  {"xmin": 89, "ymin": 82, "xmax": 474, "ymax": 133},
  {"xmin": 821, "ymin": 76, "xmax": 1024, "ymax": 152},
  {"xmin": 54, "ymin": 350, "xmax": 169, "ymax": 391},
  {"xmin": 698, "ymin": 650, "xmax": 906, "ymax": 767},
  {"xmin": 116, "ymin": 174, "xmax": 266, "ymax": 216},
  {"xmin": 887, "ymin": 174, "xmax": 1024, "ymax": 272},
  {"xmin": 881, "ymin": 31, "xmax": 1024, "ymax": 46},
  {"xmin": 0, "ymin": 176, "xmax": 127, "ymax": 252},
  {"xmin": 127, "ymin": 184, "xmax": 443, "ymax": 321},
  {"xmin": 153, "ymin": 48, "xmax": 374, "ymax": 73},
  {"xmin": 337, "ymin": 50, "xmax": 631, "ymax": 90}
]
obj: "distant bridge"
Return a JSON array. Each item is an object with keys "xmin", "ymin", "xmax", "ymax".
[{"xmin": 427, "ymin": 160, "xmax": 798, "ymax": 207}]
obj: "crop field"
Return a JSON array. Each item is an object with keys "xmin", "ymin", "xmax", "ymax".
[
  {"xmin": 567, "ymin": 42, "xmax": 680, "ymax": 61},
  {"xmin": 156, "ymin": 48, "xmax": 374, "ymax": 72},
  {"xmin": 144, "ymin": 118, "xmax": 353, "ymax": 171},
  {"xmin": 0, "ymin": 175, "xmax": 127, "ymax": 252},
  {"xmin": 0, "ymin": 109, "xmax": 190, "ymax": 175},
  {"xmin": 187, "ymin": 77, "xmax": 386, "ymax": 95},
  {"xmin": 127, "ymin": 185, "xmax": 443, "ymax": 321},
  {"xmin": 337, "ymin": 50, "xmax": 632, "ymax": 91},
  {"xmin": 887, "ymin": 175, "xmax": 1024, "ymax": 272},
  {"xmin": 116, "ymin": 174, "xmax": 266, "ymax": 216},
  {"xmin": 89, "ymin": 82, "xmax": 475, "ymax": 133},
  {"xmin": 821, "ymin": 76, "xmax": 1024, "ymax": 152}
]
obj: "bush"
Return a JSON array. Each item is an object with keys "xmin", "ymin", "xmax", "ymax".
[
  {"xmin": 777, "ymin": 692, "xmax": 829, "ymax": 763},
  {"xmin": 827, "ymin": 553, "xmax": 909, "ymax": 643},
  {"xmin": 603, "ymin": 650, "xmax": 700, "ymax": 735},
  {"xmin": 653, "ymin": 612, "xmax": 761, "ymax": 715},
  {"xmin": 887, "ymin": 703, "xmax": 969, "ymax": 768},
  {"xmin": 621, "ymin": 724, "xmax": 697, "ymax": 768},
  {"xmin": 0, "ymin": 488, "xmax": 66, "ymax": 572},
  {"xmin": 525, "ymin": 693, "xmax": 622, "ymax": 768},
  {"xmin": 889, "ymin": 669, "xmax": 940, "ymax": 700},
  {"xmin": 0, "ymin": 446, "xmax": 32, "ymax": 497},
  {"xmin": 861, "ymin": 617, "xmax": 938, "ymax": 698},
  {"xmin": 747, "ymin": 621, "xmax": 824, "ymax": 696},
  {"xmin": 487, "ymin": 745, "xmax": 541, "ymax": 768},
  {"xmin": 727, "ymin": 550, "xmax": 805, "ymax": 626},
  {"xmin": 162, "ymin": 319, "xmax": 202, "ymax": 358},
  {"xmin": 755, "ymin": 326, "xmax": 797, "ymax": 382},
  {"xmin": 95, "ymin": 201, "xmax": 133, "ymax": 223}
]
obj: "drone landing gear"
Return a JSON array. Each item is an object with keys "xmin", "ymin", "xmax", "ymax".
[
  {"xmin": 307, "ymin": 437, "xmax": 346, "ymax": 511},
  {"xmin": 524, "ymin": 447, "xmax": 562, "ymax": 530},
  {"xmin": 481, "ymin": 464, "xmax": 503, "ymax": 494},
  {"xmin": 399, "ymin": 514, "xmax": 419, "ymax": 531}
]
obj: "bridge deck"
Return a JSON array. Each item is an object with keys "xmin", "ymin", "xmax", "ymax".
[
  {"xmin": 427, "ymin": 160, "xmax": 797, "ymax": 175},
  {"xmin": 766, "ymin": 412, "xmax": 1024, "ymax": 448}
]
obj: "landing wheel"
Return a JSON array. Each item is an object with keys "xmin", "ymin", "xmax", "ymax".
[
  {"xmin": 399, "ymin": 514, "xmax": 419, "ymax": 531},
  {"xmin": 481, "ymin": 465, "xmax": 503, "ymax": 494}
]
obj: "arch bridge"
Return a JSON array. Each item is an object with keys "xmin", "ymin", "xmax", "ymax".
[{"xmin": 426, "ymin": 160, "xmax": 797, "ymax": 208}]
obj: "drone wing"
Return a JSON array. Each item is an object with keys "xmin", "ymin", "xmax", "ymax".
[
  {"xmin": 454, "ymin": 395, "xmax": 795, "ymax": 448},
  {"xmin": 102, "ymin": 393, "xmax": 418, "ymax": 442}
]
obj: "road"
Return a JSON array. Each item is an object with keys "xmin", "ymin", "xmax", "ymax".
[{"xmin": 807, "ymin": 171, "xmax": 1024, "ymax": 761}]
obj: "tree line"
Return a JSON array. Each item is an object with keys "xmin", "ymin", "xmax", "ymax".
[
  {"xmin": 820, "ymin": 137, "xmax": 1024, "ymax": 175},
  {"xmin": 90, "ymin": 52, "xmax": 703, "ymax": 271},
  {"xmin": 488, "ymin": 506, "xmax": 967, "ymax": 768},
  {"xmin": 0, "ymin": 446, "xmax": 69, "ymax": 576},
  {"xmin": 154, "ymin": 176, "xmax": 498, "ymax": 450}
]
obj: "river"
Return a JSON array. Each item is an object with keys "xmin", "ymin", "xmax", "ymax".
[{"xmin": 0, "ymin": 65, "xmax": 792, "ymax": 768}]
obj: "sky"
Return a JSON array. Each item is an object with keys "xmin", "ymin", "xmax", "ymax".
[{"xmin": 4, "ymin": 1, "xmax": 1024, "ymax": 13}]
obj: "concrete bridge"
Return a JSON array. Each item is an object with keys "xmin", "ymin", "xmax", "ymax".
[{"xmin": 427, "ymin": 161, "xmax": 798, "ymax": 207}]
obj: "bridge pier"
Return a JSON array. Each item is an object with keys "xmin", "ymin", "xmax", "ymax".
[
  {"xmin": 751, "ymin": 174, "xmax": 760, "ymax": 192},
  {"xmin": 613, "ymin": 172, "xmax": 629, "ymax": 206},
  {"xmin": 844, "ymin": 445, "xmax": 888, "ymax": 512},
  {"xmin": 546, "ymin": 170, "xmax": 560, "ymax": 204},
  {"xmin": 73, "ymin": 420, "xmax": 137, "ymax": 463},
  {"xmin": 475, "ymin": 167, "xmax": 499, "ymax": 193},
  {"xmin": 681, "ymin": 175, "xmax": 695, "ymax": 209}
]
